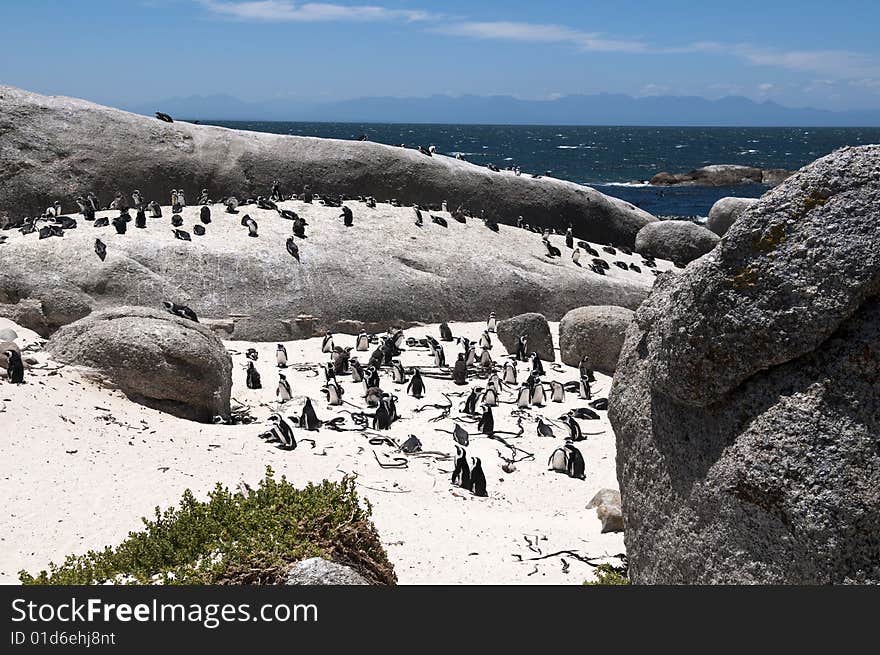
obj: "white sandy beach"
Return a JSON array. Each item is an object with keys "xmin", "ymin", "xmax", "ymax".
[{"xmin": 0, "ymin": 317, "xmax": 623, "ymax": 585}]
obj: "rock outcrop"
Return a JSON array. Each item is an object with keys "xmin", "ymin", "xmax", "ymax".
[
  {"xmin": 0, "ymin": 85, "xmax": 655, "ymax": 246},
  {"xmin": 707, "ymin": 196, "xmax": 759, "ymax": 236},
  {"xmin": 586, "ymin": 489, "xmax": 624, "ymax": 534},
  {"xmin": 46, "ymin": 306, "xmax": 232, "ymax": 422},
  {"xmin": 495, "ymin": 313, "xmax": 554, "ymax": 362},
  {"xmin": 0, "ymin": 200, "xmax": 673, "ymax": 341},
  {"xmin": 284, "ymin": 558, "xmax": 371, "ymax": 586},
  {"xmin": 649, "ymin": 165, "xmax": 792, "ymax": 187},
  {"xmin": 609, "ymin": 145, "xmax": 880, "ymax": 584},
  {"xmin": 635, "ymin": 220, "xmax": 720, "ymax": 265},
  {"xmin": 558, "ymin": 305, "xmax": 634, "ymax": 374}
]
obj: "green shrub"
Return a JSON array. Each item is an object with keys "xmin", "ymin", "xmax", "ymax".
[
  {"xmin": 584, "ymin": 564, "xmax": 630, "ymax": 586},
  {"xmin": 20, "ymin": 468, "xmax": 396, "ymax": 585}
]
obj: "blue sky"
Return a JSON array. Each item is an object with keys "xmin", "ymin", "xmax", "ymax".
[{"xmin": 1, "ymin": 0, "xmax": 878, "ymax": 110}]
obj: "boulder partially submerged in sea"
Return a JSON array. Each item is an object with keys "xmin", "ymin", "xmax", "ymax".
[
  {"xmin": 634, "ymin": 220, "xmax": 719, "ymax": 265},
  {"xmin": 609, "ymin": 145, "xmax": 880, "ymax": 584},
  {"xmin": 707, "ymin": 196, "xmax": 759, "ymax": 236},
  {"xmin": 0, "ymin": 85, "xmax": 655, "ymax": 246},
  {"xmin": 0, "ymin": 199, "xmax": 675, "ymax": 341},
  {"xmin": 649, "ymin": 165, "xmax": 792, "ymax": 187},
  {"xmin": 46, "ymin": 306, "xmax": 232, "ymax": 422}
]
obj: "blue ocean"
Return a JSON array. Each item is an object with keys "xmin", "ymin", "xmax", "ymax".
[{"xmin": 206, "ymin": 122, "xmax": 880, "ymax": 219}]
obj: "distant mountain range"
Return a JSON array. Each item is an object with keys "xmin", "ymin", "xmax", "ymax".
[{"xmin": 124, "ymin": 93, "xmax": 880, "ymax": 127}]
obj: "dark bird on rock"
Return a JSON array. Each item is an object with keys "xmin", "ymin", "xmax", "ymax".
[
  {"xmin": 155, "ymin": 111, "xmax": 174, "ymax": 123},
  {"xmin": 173, "ymin": 229, "xmax": 191, "ymax": 241},
  {"xmin": 163, "ymin": 301, "xmax": 198, "ymax": 322}
]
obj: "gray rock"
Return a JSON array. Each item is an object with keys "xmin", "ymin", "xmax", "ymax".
[
  {"xmin": 0, "ymin": 340, "xmax": 20, "ymax": 370},
  {"xmin": 284, "ymin": 558, "xmax": 370, "ymax": 586},
  {"xmin": 609, "ymin": 145, "xmax": 880, "ymax": 584},
  {"xmin": 496, "ymin": 312, "xmax": 554, "ymax": 362},
  {"xmin": 0, "ymin": 85, "xmax": 655, "ymax": 246},
  {"xmin": 587, "ymin": 488, "xmax": 621, "ymax": 509},
  {"xmin": 0, "ymin": 327, "xmax": 18, "ymax": 342},
  {"xmin": 707, "ymin": 197, "xmax": 759, "ymax": 236},
  {"xmin": 39, "ymin": 287, "xmax": 93, "ymax": 328},
  {"xmin": 650, "ymin": 165, "xmax": 792, "ymax": 187},
  {"xmin": 0, "ymin": 299, "xmax": 49, "ymax": 337},
  {"xmin": 587, "ymin": 490, "xmax": 624, "ymax": 533},
  {"xmin": 635, "ymin": 220, "xmax": 720, "ymax": 265},
  {"xmin": 46, "ymin": 306, "xmax": 232, "ymax": 422},
  {"xmin": 558, "ymin": 305, "xmax": 634, "ymax": 375}
]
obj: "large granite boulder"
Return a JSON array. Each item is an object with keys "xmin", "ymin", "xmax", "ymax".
[
  {"xmin": 46, "ymin": 306, "xmax": 232, "ymax": 422},
  {"xmin": 707, "ymin": 197, "xmax": 759, "ymax": 236},
  {"xmin": 0, "ymin": 85, "xmax": 655, "ymax": 246},
  {"xmin": 649, "ymin": 165, "xmax": 792, "ymax": 187},
  {"xmin": 635, "ymin": 220, "xmax": 720, "ymax": 265},
  {"xmin": 609, "ymin": 145, "xmax": 880, "ymax": 584},
  {"xmin": 558, "ymin": 305, "xmax": 634, "ymax": 374},
  {"xmin": 495, "ymin": 312, "xmax": 554, "ymax": 361},
  {"xmin": 285, "ymin": 558, "xmax": 370, "ymax": 586}
]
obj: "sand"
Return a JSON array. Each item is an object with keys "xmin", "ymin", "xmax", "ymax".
[{"xmin": 0, "ymin": 317, "xmax": 623, "ymax": 585}]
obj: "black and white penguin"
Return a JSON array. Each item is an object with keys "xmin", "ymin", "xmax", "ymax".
[
  {"xmin": 355, "ymin": 331, "xmax": 370, "ymax": 351},
  {"xmin": 565, "ymin": 414, "xmax": 583, "ymax": 441},
  {"xmin": 300, "ymin": 398, "xmax": 321, "ymax": 431},
  {"xmin": 155, "ymin": 111, "xmax": 174, "ymax": 123},
  {"xmin": 4, "ymin": 349, "xmax": 24, "ymax": 384},
  {"xmin": 530, "ymin": 352, "xmax": 545, "ymax": 376},
  {"xmin": 350, "ymin": 358, "xmax": 364, "ymax": 383},
  {"xmin": 276, "ymin": 344, "xmax": 288, "ymax": 368},
  {"xmin": 286, "ymin": 237, "xmax": 300, "ymax": 261},
  {"xmin": 163, "ymin": 301, "xmax": 198, "ymax": 322},
  {"xmin": 502, "ymin": 360, "xmax": 517, "ymax": 385},
  {"xmin": 579, "ymin": 357, "xmax": 596, "ymax": 383},
  {"xmin": 543, "ymin": 237, "xmax": 562, "ymax": 258},
  {"xmin": 332, "ymin": 347, "xmax": 351, "ymax": 376},
  {"xmin": 325, "ymin": 380, "xmax": 344, "ymax": 406},
  {"xmin": 340, "ymin": 206, "xmax": 353, "ymax": 227},
  {"xmin": 486, "ymin": 311, "xmax": 497, "ymax": 333},
  {"xmin": 578, "ymin": 375, "xmax": 592, "ymax": 400},
  {"xmin": 94, "ymin": 238, "xmax": 107, "ymax": 261},
  {"xmin": 452, "ymin": 353, "xmax": 468, "ymax": 385},
  {"xmin": 479, "ymin": 348, "xmax": 493, "ymax": 369},
  {"xmin": 277, "ymin": 373, "xmax": 292, "ymax": 402},
  {"xmin": 550, "ymin": 380, "xmax": 565, "ymax": 403},
  {"xmin": 406, "ymin": 368, "xmax": 425, "ymax": 398},
  {"xmin": 529, "ymin": 374, "xmax": 545, "ymax": 406},
  {"xmin": 171, "ymin": 214, "xmax": 184, "ymax": 228},
  {"xmin": 148, "ymin": 201, "xmax": 162, "ymax": 218},
  {"xmin": 246, "ymin": 348, "xmax": 258, "ymax": 363},
  {"xmin": 439, "ymin": 322, "xmax": 453, "ymax": 342},
  {"xmin": 112, "ymin": 213, "xmax": 128, "ymax": 235},
  {"xmin": 565, "ymin": 227, "xmax": 574, "ymax": 249},
  {"xmin": 226, "ymin": 197, "xmax": 239, "ymax": 214},
  {"xmin": 479, "ymin": 330, "xmax": 492, "ymax": 350},
  {"xmin": 200, "ymin": 206, "xmax": 211, "ymax": 224},
  {"xmin": 452, "ymin": 445, "xmax": 472, "ymax": 491},
  {"xmin": 477, "ymin": 405, "xmax": 494, "ymax": 435},
  {"xmin": 433, "ymin": 345, "xmax": 446, "ymax": 368},
  {"xmin": 246, "ymin": 361, "xmax": 262, "ymax": 389},
  {"xmin": 135, "ymin": 208, "xmax": 147, "ymax": 229},
  {"xmin": 193, "ymin": 224, "xmax": 206, "ymax": 236},
  {"xmin": 537, "ymin": 418, "xmax": 555, "ymax": 438},
  {"xmin": 172, "ymin": 229, "xmax": 191, "ymax": 241},
  {"xmin": 391, "ymin": 360, "xmax": 407, "ymax": 384},
  {"xmin": 462, "ymin": 387, "xmax": 481, "ymax": 415},
  {"xmin": 242, "ymin": 215, "xmax": 259, "ymax": 237},
  {"xmin": 431, "ymin": 215, "xmax": 447, "ymax": 228},
  {"xmin": 270, "ymin": 414, "xmax": 297, "ymax": 450},
  {"xmin": 364, "ymin": 365, "xmax": 380, "ymax": 390},
  {"xmin": 132, "ymin": 190, "xmax": 143, "ymax": 209},
  {"xmin": 413, "ymin": 206, "xmax": 423, "ymax": 227},
  {"xmin": 572, "ymin": 248, "xmax": 581, "ymax": 266},
  {"xmin": 321, "ymin": 333, "xmax": 334, "ymax": 354},
  {"xmin": 465, "ymin": 345, "xmax": 477, "ymax": 367},
  {"xmin": 93, "ymin": 217, "xmax": 110, "ymax": 228},
  {"xmin": 516, "ymin": 384, "xmax": 531, "ymax": 408},
  {"xmin": 548, "ymin": 443, "xmax": 586, "ymax": 479},
  {"xmin": 481, "ymin": 386, "xmax": 498, "ymax": 407},
  {"xmin": 515, "ymin": 335, "xmax": 528, "ymax": 362},
  {"xmin": 197, "ymin": 189, "xmax": 210, "ymax": 205},
  {"xmin": 453, "ymin": 423, "xmax": 469, "ymax": 447},
  {"xmin": 470, "ymin": 458, "xmax": 487, "ymax": 497}
]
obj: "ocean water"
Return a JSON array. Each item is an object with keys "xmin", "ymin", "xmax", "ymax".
[{"xmin": 205, "ymin": 122, "xmax": 880, "ymax": 219}]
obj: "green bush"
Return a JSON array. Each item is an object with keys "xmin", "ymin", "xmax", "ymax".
[
  {"xmin": 20, "ymin": 468, "xmax": 396, "ymax": 585},
  {"xmin": 584, "ymin": 564, "xmax": 630, "ymax": 586}
]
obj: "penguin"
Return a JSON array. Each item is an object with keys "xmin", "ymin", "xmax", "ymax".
[
  {"xmin": 172, "ymin": 229, "xmax": 191, "ymax": 241},
  {"xmin": 325, "ymin": 380, "xmax": 344, "ymax": 406},
  {"xmin": 453, "ymin": 423, "xmax": 469, "ymax": 447},
  {"xmin": 431, "ymin": 215, "xmax": 447, "ymax": 228},
  {"xmin": 413, "ymin": 206, "xmax": 423, "ymax": 226},
  {"xmin": 486, "ymin": 311, "xmax": 497, "ymax": 332},
  {"xmin": 87, "ymin": 192, "xmax": 99, "ymax": 212},
  {"xmin": 477, "ymin": 405, "xmax": 494, "ymax": 435},
  {"xmin": 321, "ymin": 333, "xmax": 334, "ymax": 354},
  {"xmin": 590, "ymin": 398, "xmax": 609, "ymax": 411},
  {"xmin": 170, "ymin": 190, "xmax": 179, "ymax": 212},
  {"xmin": 548, "ymin": 443, "xmax": 586, "ymax": 479},
  {"xmin": 578, "ymin": 376, "xmax": 592, "ymax": 400},
  {"xmin": 246, "ymin": 348, "xmax": 259, "ymax": 361},
  {"xmin": 603, "ymin": 245, "xmax": 616, "ymax": 255},
  {"xmin": 276, "ymin": 344, "xmax": 288, "ymax": 368},
  {"xmin": 537, "ymin": 418, "xmax": 555, "ymax": 438},
  {"xmin": 276, "ymin": 373, "xmax": 292, "ymax": 402},
  {"xmin": 529, "ymin": 375, "xmax": 545, "ymax": 406},
  {"xmin": 131, "ymin": 190, "xmax": 143, "ymax": 209},
  {"xmin": 178, "ymin": 189, "xmax": 187, "ymax": 208},
  {"xmin": 350, "ymin": 358, "xmax": 364, "ymax": 383},
  {"xmin": 629, "ymin": 263, "xmax": 642, "ymax": 274},
  {"xmin": 200, "ymin": 206, "xmax": 211, "ymax": 224},
  {"xmin": 300, "ymin": 398, "xmax": 321, "ymax": 431},
  {"xmin": 332, "ymin": 347, "xmax": 351, "ymax": 376},
  {"xmin": 163, "ymin": 301, "xmax": 198, "ymax": 322},
  {"xmin": 364, "ymin": 366, "xmax": 380, "ymax": 390},
  {"xmin": 487, "ymin": 373, "xmax": 502, "ymax": 396},
  {"xmin": 433, "ymin": 345, "xmax": 446, "ymax": 368},
  {"xmin": 391, "ymin": 360, "xmax": 407, "ymax": 384},
  {"xmin": 565, "ymin": 414, "xmax": 583, "ymax": 441},
  {"xmin": 499, "ymin": 359, "xmax": 516, "ymax": 385},
  {"xmin": 135, "ymin": 208, "xmax": 147, "ymax": 228},
  {"xmin": 4, "ymin": 349, "xmax": 24, "ymax": 384},
  {"xmin": 565, "ymin": 227, "xmax": 574, "ymax": 249},
  {"xmin": 481, "ymin": 387, "xmax": 498, "ymax": 407},
  {"xmin": 246, "ymin": 361, "xmax": 262, "ymax": 389},
  {"xmin": 439, "ymin": 322, "xmax": 453, "ymax": 342},
  {"xmin": 355, "ymin": 331, "xmax": 370, "ymax": 351},
  {"xmin": 226, "ymin": 197, "xmax": 239, "ymax": 214},
  {"xmin": 530, "ymin": 352, "xmax": 545, "ymax": 377},
  {"xmin": 364, "ymin": 386, "xmax": 382, "ymax": 408},
  {"xmin": 550, "ymin": 380, "xmax": 565, "ymax": 403},
  {"xmin": 148, "ymin": 201, "xmax": 162, "ymax": 218},
  {"xmin": 478, "ymin": 348, "xmax": 493, "ymax": 368},
  {"xmin": 572, "ymin": 248, "xmax": 581, "ymax": 266},
  {"xmin": 406, "ymin": 368, "xmax": 425, "ymax": 398},
  {"xmin": 286, "ymin": 237, "xmax": 300, "ymax": 261},
  {"xmin": 155, "ymin": 111, "xmax": 174, "ymax": 123},
  {"xmin": 269, "ymin": 414, "xmax": 297, "ymax": 450},
  {"xmin": 193, "ymin": 224, "xmax": 206, "ymax": 236},
  {"xmin": 242, "ymin": 215, "xmax": 258, "ymax": 237},
  {"xmin": 515, "ymin": 335, "xmax": 528, "ymax": 362},
  {"xmin": 340, "ymin": 205, "xmax": 353, "ymax": 227},
  {"xmin": 93, "ymin": 217, "xmax": 110, "ymax": 228},
  {"xmin": 579, "ymin": 357, "xmax": 596, "ymax": 383},
  {"xmin": 197, "ymin": 189, "xmax": 210, "ymax": 204},
  {"xmin": 479, "ymin": 330, "xmax": 492, "ymax": 350},
  {"xmin": 452, "ymin": 353, "xmax": 468, "ymax": 385},
  {"xmin": 112, "ymin": 214, "xmax": 128, "ymax": 235},
  {"xmin": 470, "ymin": 458, "xmax": 488, "ymax": 497},
  {"xmin": 465, "ymin": 345, "xmax": 477, "ymax": 367},
  {"xmin": 516, "ymin": 384, "xmax": 531, "ymax": 408},
  {"xmin": 452, "ymin": 445, "xmax": 472, "ymax": 491},
  {"xmin": 400, "ymin": 435, "xmax": 422, "ymax": 453},
  {"xmin": 94, "ymin": 238, "xmax": 107, "ymax": 261},
  {"xmin": 543, "ymin": 237, "xmax": 562, "ymax": 258}
]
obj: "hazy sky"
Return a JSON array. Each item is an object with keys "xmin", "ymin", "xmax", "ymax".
[{"xmin": 2, "ymin": 0, "xmax": 879, "ymax": 110}]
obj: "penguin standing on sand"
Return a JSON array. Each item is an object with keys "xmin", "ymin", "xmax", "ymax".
[
  {"xmin": 439, "ymin": 322, "xmax": 453, "ymax": 341},
  {"xmin": 479, "ymin": 330, "xmax": 492, "ymax": 350},
  {"xmin": 515, "ymin": 336, "xmax": 528, "ymax": 362},
  {"xmin": 502, "ymin": 360, "xmax": 517, "ymax": 385},
  {"xmin": 477, "ymin": 405, "xmax": 494, "ymax": 435},
  {"xmin": 135, "ymin": 208, "xmax": 147, "ymax": 229},
  {"xmin": 413, "ymin": 206, "xmax": 423, "ymax": 227},
  {"xmin": 94, "ymin": 238, "xmax": 107, "ymax": 261},
  {"xmin": 4, "ymin": 349, "xmax": 24, "ymax": 384},
  {"xmin": 549, "ymin": 443, "xmax": 586, "ymax": 479},
  {"xmin": 516, "ymin": 384, "xmax": 531, "ymax": 408},
  {"xmin": 470, "ymin": 458, "xmax": 487, "ymax": 497},
  {"xmin": 325, "ymin": 380, "xmax": 344, "ymax": 406},
  {"xmin": 286, "ymin": 237, "xmax": 300, "ymax": 261},
  {"xmin": 452, "ymin": 445, "xmax": 472, "ymax": 491},
  {"xmin": 276, "ymin": 344, "xmax": 288, "ymax": 368},
  {"xmin": 132, "ymin": 190, "xmax": 143, "ymax": 209},
  {"xmin": 550, "ymin": 380, "xmax": 565, "ymax": 403},
  {"xmin": 487, "ymin": 312, "xmax": 497, "ymax": 332},
  {"xmin": 148, "ymin": 201, "xmax": 162, "ymax": 218},
  {"xmin": 356, "ymin": 331, "xmax": 370, "ymax": 351},
  {"xmin": 242, "ymin": 215, "xmax": 259, "ymax": 237},
  {"xmin": 579, "ymin": 375, "xmax": 592, "ymax": 400},
  {"xmin": 300, "ymin": 398, "xmax": 321, "ymax": 431},
  {"xmin": 529, "ymin": 373, "xmax": 545, "ymax": 406},
  {"xmin": 321, "ymin": 333, "xmax": 334, "ymax": 354},
  {"xmin": 276, "ymin": 373, "xmax": 292, "ymax": 402},
  {"xmin": 200, "ymin": 206, "xmax": 211, "ymax": 224},
  {"xmin": 269, "ymin": 414, "xmax": 297, "ymax": 451},
  {"xmin": 452, "ymin": 353, "xmax": 468, "ymax": 385},
  {"xmin": 565, "ymin": 227, "xmax": 574, "ymax": 249},
  {"xmin": 340, "ymin": 206, "xmax": 353, "ymax": 227},
  {"xmin": 565, "ymin": 414, "xmax": 583, "ymax": 441},
  {"xmin": 433, "ymin": 345, "xmax": 446, "ymax": 368},
  {"xmin": 407, "ymin": 368, "xmax": 425, "ymax": 398},
  {"xmin": 246, "ymin": 361, "xmax": 262, "ymax": 389},
  {"xmin": 391, "ymin": 360, "xmax": 407, "ymax": 384},
  {"xmin": 530, "ymin": 352, "xmax": 545, "ymax": 376},
  {"xmin": 112, "ymin": 212, "xmax": 129, "ymax": 235}
]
